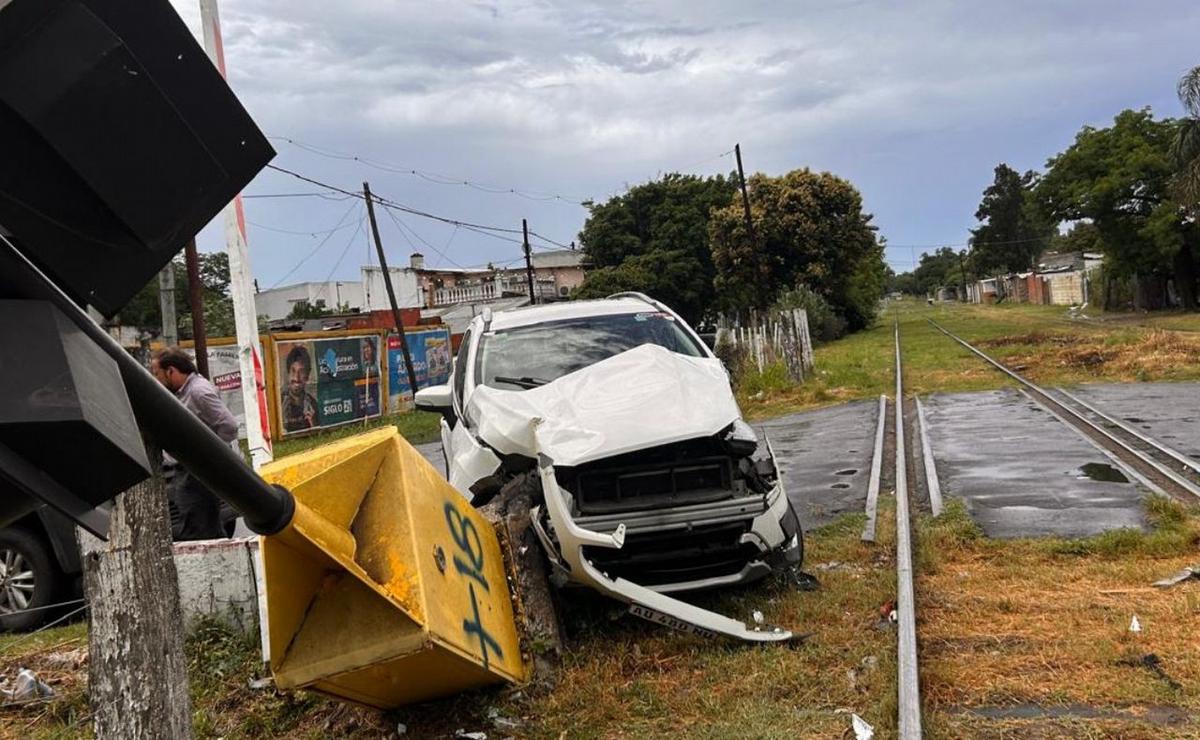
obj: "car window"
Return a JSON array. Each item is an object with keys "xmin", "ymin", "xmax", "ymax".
[
  {"xmin": 475, "ymin": 311, "xmax": 705, "ymax": 391},
  {"xmin": 452, "ymin": 329, "xmax": 471, "ymax": 410}
]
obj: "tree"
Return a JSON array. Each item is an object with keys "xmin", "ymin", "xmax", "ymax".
[
  {"xmin": 708, "ymin": 168, "xmax": 885, "ymax": 331},
  {"xmin": 1034, "ymin": 108, "xmax": 1198, "ymax": 309},
  {"xmin": 1173, "ymin": 66, "xmax": 1200, "ymax": 210},
  {"xmin": 909, "ymin": 247, "xmax": 964, "ymax": 297},
  {"xmin": 969, "ymin": 164, "xmax": 1055, "ymax": 274},
  {"xmin": 118, "ymin": 251, "xmax": 237, "ymax": 338},
  {"xmin": 575, "ymin": 173, "xmax": 737, "ymax": 323}
]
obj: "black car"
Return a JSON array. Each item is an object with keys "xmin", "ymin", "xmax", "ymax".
[{"xmin": 0, "ymin": 503, "xmax": 82, "ymax": 631}]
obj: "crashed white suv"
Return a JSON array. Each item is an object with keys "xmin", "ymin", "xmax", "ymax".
[{"xmin": 416, "ymin": 293, "xmax": 802, "ymax": 641}]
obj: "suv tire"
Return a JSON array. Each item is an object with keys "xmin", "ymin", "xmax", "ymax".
[{"xmin": 0, "ymin": 528, "xmax": 60, "ymax": 631}]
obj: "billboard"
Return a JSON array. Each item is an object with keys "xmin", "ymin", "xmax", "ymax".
[
  {"xmin": 275, "ymin": 334, "xmax": 383, "ymax": 436},
  {"xmin": 388, "ymin": 327, "xmax": 452, "ymax": 411}
]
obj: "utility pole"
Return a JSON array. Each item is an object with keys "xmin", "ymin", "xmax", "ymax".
[
  {"xmin": 199, "ymin": 0, "xmax": 271, "ymax": 467},
  {"xmin": 522, "ymin": 218, "xmax": 536, "ymax": 304},
  {"xmin": 183, "ymin": 240, "xmax": 209, "ymax": 378},
  {"xmin": 958, "ymin": 249, "xmax": 968, "ymax": 303},
  {"xmin": 363, "ymin": 182, "xmax": 419, "ymax": 396},
  {"xmin": 157, "ymin": 265, "xmax": 177, "ymax": 346},
  {"xmin": 734, "ymin": 143, "xmax": 757, "ymax": 245}
]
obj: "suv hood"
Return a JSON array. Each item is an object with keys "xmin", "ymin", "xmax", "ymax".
[{"xmin": 467, "ymin": 343, "xmax": 741, "ymax": 467}]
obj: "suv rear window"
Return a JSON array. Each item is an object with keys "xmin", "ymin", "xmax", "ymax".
[{"xmin": 476, "ymin": 312, "xmax": 704, "ymax": 391}]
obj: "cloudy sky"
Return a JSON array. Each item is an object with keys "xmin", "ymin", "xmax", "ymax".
[{"xmin": 170, "ymin": 0, "xmax": 1199, "ymax": 286}]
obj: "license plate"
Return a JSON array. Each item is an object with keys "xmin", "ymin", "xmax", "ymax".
[{"xmin": 629, "ymin": 604, "xmax": 718, "ymax": 639}]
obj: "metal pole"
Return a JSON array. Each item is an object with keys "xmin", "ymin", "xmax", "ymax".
[
  {"xmin": 0, "ymin": 235, "xmax": 293, "ymax": 535},
  {"xmin": 199, "ymin": 0, "xmax": 272, "ymax": 467},
  {"xmin": 363, "ymin": 182, "xmax": 419, "ymax": 395},
  {"xmin": 522, "ymin": 219, "xmax": 535, "ymax": 304},
  {"xmin": 157, "ymin": 265, "xmax": 177, "ymax": 346},
  {"xmin": 183, "ymin": 240, "xmax": 209, "ymax": 378}
]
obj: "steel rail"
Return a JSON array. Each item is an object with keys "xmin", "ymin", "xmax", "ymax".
[
  {"xmin": 1052, "ymin": 386, "xmax": 1200, "ymax": 477},
  {"xmin": 914, "ymin": 396, "xmax": 943, "ymax": 516},
  {"xmin": 927, "ymin": 319, "xmax": 1200, "ymax": 501},
  {"xmin": 861, "ymin": 394, "xmax": 887, "ymax": 542},
  {"xmin": 894, "ymin": 320, "xmax": 922, "ymax": 739}
]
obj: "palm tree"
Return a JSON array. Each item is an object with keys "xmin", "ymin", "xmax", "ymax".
[{"xmin": 1173, "ymin": 66, "xmax": 1200, "ymax": 209}]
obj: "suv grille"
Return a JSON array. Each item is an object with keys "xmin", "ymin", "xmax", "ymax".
[
  {"xmin": 570, "ymin": 455, "xmax": 733, "ymax": 514},
  {"xmin": 582, "ymin": 521, "xmax": 755, "ymax": 586}
]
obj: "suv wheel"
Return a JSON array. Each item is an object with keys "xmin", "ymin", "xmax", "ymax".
[{"xmin": 0, "ymin": 529, "xmax": 59, "ymax": 631}]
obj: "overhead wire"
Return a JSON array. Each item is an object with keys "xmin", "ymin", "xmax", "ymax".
[
  {"xmin": 312, "ymin": 213, "xmax": 366, "ymax": 304},
  {"xmin": 268, "ymin": 201, "xmax": 362, "ymax": 289},
  {"xmin": 269, "ymin": 135, "xmax": 588, "ymax": 205}
]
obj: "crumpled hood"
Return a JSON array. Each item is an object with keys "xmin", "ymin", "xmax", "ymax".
[{"xmin": 467, "ymin": 343, "xmax": 741, "ymax": 467}]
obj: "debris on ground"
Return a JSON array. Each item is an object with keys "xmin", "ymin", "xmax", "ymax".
[
  {"xmin": 1, "ymin": 668, "xmax": 55, "ymax": 703},
  {"xmin": 1152, "ymin": 565, "xmax": 1199, "ymax": 588},
  {"xmin": 789, "ymin": 567, "xmax": 821, "ymax": 591},
  {"xmin": 1128, "ymin": 614, "xmax": 1142, "ymax": 634},
  {"xmin": 851, "ymin": 712, "xmax": 875, "ymax": 739},
  {"xmin": 487, "ymin": 707, "xmax": 520, "ymax": 730},
  {"xmin": 247, "ymin": 676, "xmax": 273, "ymax": 690},
  {"xmin": 454, "ymin": 730, "xmax": 488, "ymax": 740},
  {"xmin": 875, "ymin": 599, "xmax": 897, "ymax": 630},
  {"xmin": 846, "ymin": 655, "xmax": 879, "ymax": 692},
  {"xmin": 1117, "ymin": 653, "xmax": 1181, "ymax": 691}
]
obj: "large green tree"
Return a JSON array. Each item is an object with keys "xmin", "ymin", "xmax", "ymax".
[
  {"xmin": 969, "ymin": 164, "xmax": 1055, "ymax": 274},
  {"xmin": 708, "ymin": 168, "xmax": 885, "ymax": 331},
  {"xmin": 119, "ymin": 251, "xmax": 236, "ymax": 338},
  {"xmin": 1034, "ymin": 108, "xmax": 1198, "ymax": 309},
  {"xmin": 910, "ymin": 247, "xmax": 967, "ymax": 297},
  {"xmin": 573, "ymin": 173, "xmax": 736, "ymax": 322}
]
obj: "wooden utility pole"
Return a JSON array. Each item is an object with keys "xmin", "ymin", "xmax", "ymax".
[
  {"xmin": 157, "ymin": 265, "xmax": 177, "ymax": 346},
  {"xmin": 363, "ymin": 182, "xmax": 419, "ymax": 395},
  {"xmin": 77, "ymin": 438, "xmax": 194, "ymax": 739},
  {"xmin": 734, "ymin": 143, "xmax": 757, "ymax": 245},
  {"xmin": 183, "ymin": 240, "xmax": 209, "ymax": 378},
  {"xmin": 522, "ymin": 219, "xmax": 536, "ymax": 304}
]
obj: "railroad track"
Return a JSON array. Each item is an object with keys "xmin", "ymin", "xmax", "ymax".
[
  {"xmin": 892, "ymin": 319, "xmax": 922, "ymax": 740},
  {"xmin": 927, "ymin": 318, "xmax": 1200, "ymax": 503}
]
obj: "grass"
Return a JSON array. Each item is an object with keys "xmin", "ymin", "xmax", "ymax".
[
  {"xmin": 739, "ymin": 301, "xmax": 1200, "ymax": 419},
  {"xmin": 270, "ymin": 409, "xmax": 441, "ymax": 458},
  {"xmin": 918, "ymin": 497, "xmax": 1200, "ymax": 737}
]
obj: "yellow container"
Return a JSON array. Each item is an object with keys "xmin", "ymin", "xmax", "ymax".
[{"xmin": 257, "ymin": 427, "xmax": 528, "ymax": 708}]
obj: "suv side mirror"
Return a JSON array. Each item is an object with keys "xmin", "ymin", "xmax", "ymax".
[{"xmin": 414, "ymin": 384, "xmax": 452, "ymax": 412}]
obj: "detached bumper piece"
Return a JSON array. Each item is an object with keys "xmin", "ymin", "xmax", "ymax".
[{"xmin": 535, "ymin": 451, "xmax": 797, "ymax": 644}]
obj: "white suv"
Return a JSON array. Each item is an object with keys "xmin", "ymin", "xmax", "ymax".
[{"xmin": 416, "ymin": 293, "xmax": 802, "ymax": 642}]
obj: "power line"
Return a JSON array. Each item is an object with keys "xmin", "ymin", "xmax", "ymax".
[
  {"xmin": 268, "ymin": 201, "xmax": 362, "ymax": 289},
  {"xmin": 312, "ymin": 214, "xmax": 366, "ymax": 303},
  {"xmin": 269, "ymin": 135, "xmax": 588, "ymax": 206},
  {"xmin": 382, "ymin": 205, "xmax": 466, "ymax": 269}
]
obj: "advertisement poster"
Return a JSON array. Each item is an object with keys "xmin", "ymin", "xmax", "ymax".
[
  {"xmin": 185, "ymin": 344, "xmax": 246, "ymax": 438},
  {"xmin": 387, "ymin": 327, "xmax": 452, "ymax": 411},
  {"xmin": 275, "ymin": 334, "xmax": 383, "ymax": 436}
]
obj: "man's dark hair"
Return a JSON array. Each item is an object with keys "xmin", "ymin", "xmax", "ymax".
[
  {"xmin": 286, "ymin": 344, "xmax": 312, "ymax": 374},
  {"xmin": 154, "ymin": 347, "xmax": 196, "ymax": 375}
]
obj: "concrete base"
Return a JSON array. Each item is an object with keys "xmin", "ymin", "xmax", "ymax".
[{"xmin": 172, "ymin": 537, "xmax": 260, "ymax": 634}]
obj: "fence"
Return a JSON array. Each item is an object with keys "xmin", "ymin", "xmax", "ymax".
[{"xmin": 717, "ymin": 308, "xmax": 814, "ymax": 382}]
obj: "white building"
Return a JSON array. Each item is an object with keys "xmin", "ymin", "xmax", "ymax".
[
  {"xmin": 254, "ymin": 280, "xmax": 365, "ymax": 321},
  {"xmin": 360, "ymin": 265, "xmax": 425, "ymax": 312}
]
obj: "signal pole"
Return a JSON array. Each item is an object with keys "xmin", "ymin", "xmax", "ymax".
[{"xmin": 199, "ymin": 0, "xmax": 271, "ymax": 467}]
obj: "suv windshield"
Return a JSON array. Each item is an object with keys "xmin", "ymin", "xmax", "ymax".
[{"xmin": 476, "ymin": 311, "xmax": 705, "ymax": 391}]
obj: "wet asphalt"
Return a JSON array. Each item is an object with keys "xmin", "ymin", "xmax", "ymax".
[
  {"xmin": 411, "ymin": 382, "xmax": 1194, "ymax": 540},
  {"xmin": 1064, "ymin": 382, "xmax": 1200, "ymax": 464},
  {"xmin": 921, "ymin": 388, "xmax": 1149, "ymax": 538}
]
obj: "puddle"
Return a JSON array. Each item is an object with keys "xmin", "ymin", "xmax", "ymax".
[
  {"xmin": 831, "ymin": 483, "xmax": 851, "ymax": 489},
  {"xmin": 1073, "ymin": 462, "xmax": 1129, "ymax": 483},
  {"xmin": 1124, "ymin": 417, "xmax": 1145, "ymax": 424},
  {"xmin": 835, "ymin": 468, "xmax": 858, "ymax": 476}
]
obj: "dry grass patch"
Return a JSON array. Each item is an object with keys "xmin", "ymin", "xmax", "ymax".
[{"xmin": 918, "ymin": 498, "xmax": 1200, "ymax": 737}]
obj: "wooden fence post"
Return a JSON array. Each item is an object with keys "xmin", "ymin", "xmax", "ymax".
[
  {"xmin": 77, "ymin": 440, "xmax": 194, "ymax": 740},
  {"xmin": 793, "ymin": 308, "xmax": 814, "ymax": 373}
]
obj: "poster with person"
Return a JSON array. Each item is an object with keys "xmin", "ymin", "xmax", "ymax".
[
  {"xmin": 275, "ymin": 333, "xmax": 384, "ymax": 436},
  {"xmin": 387, "ymin": 327, "xmax": 453, "ymax": 411}
]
